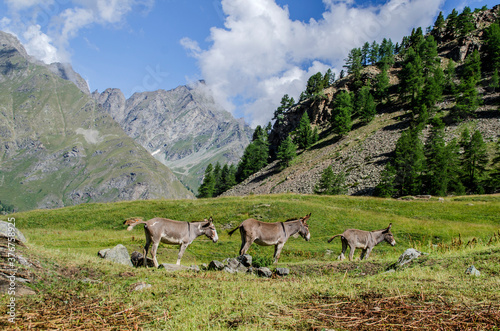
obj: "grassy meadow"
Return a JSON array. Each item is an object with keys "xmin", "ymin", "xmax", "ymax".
[{"xmin": 1, "ymin": 194, "xmax": 499, "ymax": 330}]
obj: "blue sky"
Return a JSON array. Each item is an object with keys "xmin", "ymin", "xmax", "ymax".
[{"xmin": 1, "ymin": 0, "xmax": 499, "ymax": 127}]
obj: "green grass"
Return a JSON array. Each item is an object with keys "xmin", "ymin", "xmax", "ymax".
[{"xmin": 1, "ymin": 194, "xmax": 499, "ymax": 329}]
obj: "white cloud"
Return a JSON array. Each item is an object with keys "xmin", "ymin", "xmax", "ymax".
[
  {"xmin": 2, "ymin": 0, "xmax": 150, "ymax": 64},
  {"xmin": 23, "ymin": 24, "xmax": 60, "ymax": 63},
  {"xmin": 186, "ymin": 0, "xmax": 445, "ymax": 127}
]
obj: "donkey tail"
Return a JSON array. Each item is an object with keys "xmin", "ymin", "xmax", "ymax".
[
  {"xmin": 123, "ymin": 218, "xmax": 147, "ymax": 231},
  {"xmin": 227, "ymin": 226, "xmax": 240, "ymax": 236},
  {"xmin": 327, "ymin": 234, "xmax": 342, "ymax": 243}
]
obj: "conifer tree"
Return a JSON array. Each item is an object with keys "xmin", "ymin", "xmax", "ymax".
[
  {"xmin": 460, "ymin": 129, "xmax": 489, "ymax": 193},
  {"xmin": 374, "ymin": 165, "xmax": 397, "ymax": 198},
  {"xmin": 424, "ymin": 119, "xmax": 457, "ymax": 195},
  {"xmin": 361, "ymin": 42, "xmax": 370, "ymax": 66},
  {"xmin": 393, "ymin": 128, "xmax": 425, "ymax": 196},
  {"xmin": 331, "ymin": 91, "xmax": 353, "ymax": 135},
  {"xmin": 444, "ymin": 59, "xmax": 457, "ymax": 94},
  {"xmin": 294, "ymin": 112, "xmax": 314, "ymax": 150},
  {"xmin": 457, "ymin": 6, "xmax": 475, "ymax": 37},
  {"xmin": 369, "ymin": 41, "xmax": 379, "ymax": 65},
  {"xmin": 484, "ymin": 23, "xmax": 500, "ymax": 72},
  {"xmin": 455, "ymin": 76, "xmax": 481, "ymax": 119},
  {"xmin": 314, "ymin": 166, "xmax": 347, "ymax": 195},
  {"xmin": 236, "ymin": 125, "xmax": 269, "ymax": 181},
  {"xmin": 356, "ymin": 85, "xmax": 377, "ymax": 124},
  {"xmin": 273, "ymin": 94, "xmax": 294, "ymax": 121},
  {"xmin": 399, "ymin": 47, "xmax": 424, "ymax": 105},
  {"xmin": 374, "ymin": 64, "xmax": 390, "ymax": 102},
  {"xmin": 434, "ymin": 11, "xmax": 445, "ymax": 31},
  {"xmin": 198, "ymin": 164, "xmax": 215, "ymax": 198},
  {"xmin": 218, "ymin": 163, "xmax": 237, "ymax": 195},
  {"xmin": 305, "ymin": 72, "xmax": 326, "ymax": 98},
  {"xmin": 490, "ymin": 68, "xmax": 499, "ymax": 92},
  {"xmin": 446, "ymin": 9, "xmax": 459, "ymax": 35},
  {"xmin": 277, "ymin": 135, "xmax": 297, "ymax": 167},
  {"xmin": 213, "ymin": 162, "xmax": 222, "ymax": 195}
]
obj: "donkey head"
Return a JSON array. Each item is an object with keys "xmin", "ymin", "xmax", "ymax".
[
  {"xmin": 202, "ymin": 217, "xmax": 219, "ymax": 243},
  {"xmin": 299, "ymin": 213, "xmax": 311, "ymax": 241},
  {"xmin": 383, "ymin": 223, "xmax": 396, "ymax": 246}
]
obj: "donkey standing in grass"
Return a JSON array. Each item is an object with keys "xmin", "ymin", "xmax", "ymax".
[
  {"xmin": 228, "ymin": 214, "xmax": 311, "ymax": 263},
  {"xmin": 124, "ymin": 217, "xmax": 218, "ymax": 267},
  {"xmin": 327, "ymin": 223, "xmax": 395, "ymax": 261}
]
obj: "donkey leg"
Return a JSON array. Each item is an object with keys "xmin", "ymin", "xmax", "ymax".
[
  {"xmin": 360, "ymin": 249, "xmax": 367, "ymax": 260},
  {"xmin": 239, "ymin": 234, "xmax": 254, "ymax": 256},
  {"xmin": 143, "ymin": 232, "xmax": 152, "ymax": 268},
  {"xmin": 273, "ymin": 243, "xmax": 285, "ymax": 264},
  {"xmin": 150, "ymin": 241, "xmax": 160, "ymax": 268},
  {"xmin": 177, "ymin": 243, "xmax": 189, "ymax": 265},
  {"xmin": 364, "ymin": 248, "xmax": 373, "ymax": 260},
  {"xmin": 348, "ymin": 244, "xmax": 356, "ymax": 261},
  {"xmin": 338, "ymin": 238, "xmax": 347, "ymax": 260}
]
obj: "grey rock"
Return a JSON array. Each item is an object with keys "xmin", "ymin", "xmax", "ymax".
[
  {"xmin": 275, "ymin": 268, "xmax": 290, "ymax": 276},
  {"xmin": 224, "ymin": 266, "xmax": 235, "ymax": 274},
  {"xmin": 223, "ymin": 258, "xmax": 241, "ymax": 270},
  {"xmin": 130, "ymin": 251, "xmax": 155, "ymax": 268},
  {"xmin": 158, "ymin": 263, "xmax": 190, "ymax": 271},
  {"xmin": 396, "ymin": 248, "xmax": 423, "ymax": 267},
  {"xmin": 465, "ymin": 265, "xmax": 481, "ymax": 276},
  {"xmin": 0, "ymin": 221, "xmax": 27, "ymax": 243},
  {"xmin": 237, "ymin": 254, "xmax": 253, "ymax": 267},
  {"xmin": 190, "ymin": 265, "xmax": 201, "ymax": 272},
  {"xmin": 129, "ymin": 282, "xmax": 152, "ymax": 291},
  {"xmin": 208, "ymin": 260, "xmax": 225, "ymax": 271},
  {"xmin": 256, "ymin": 267, "xmax": 273, "ymax": 278},
  {"xmin": 102, "ymin": 244, "xmax": 132, "ymax": 267},
  {"xmin": 97, "ymin": 249, "xmax": 110, "ymax": 259}
]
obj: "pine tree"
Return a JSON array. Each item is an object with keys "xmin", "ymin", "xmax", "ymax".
[
  {"xmin": 314, "ymin": 166, "xmax": 347, "ymax": 195},
  {"xmin": 399, "ymin": 47, "xmax": 424, "ymax": 106},
  {"xmin": 424, "ymin": 119, "xmax": 454, "ymax": 195},
  {"xmin": 236, "ymin": 126, "xmax": 269, "ymax": 181},
  {"xmin": 457, "ymin": 6, "xmax": 475, "ymax": 37},
  {"xmin": 484, "ymin": 23, "xmax": 500, "ymax": 72},
  {"xmin": 213, "ymin": 162, "xmax": 222, "ymax": 195},
  {"xmin": 420, "ymin": 36, "xmax": 439, "ymax": 76},
  {"xmin": 218, "ymin": 164, "xmax": 237, "ymax": 194},
  {"xmin": 444, "ymin": 59, "xmax": 457, "ymax": 95},
  {"xmin": 356, "ymin": 85, "xmax": 377, "ymax": 124},
  {"xmin": 490, "ymin": 68, "xmax": 499, "ymax": 92},
  {"xmin": 393, "ymin": 128, "xmax": 425, "ymax": 196},
  {"xmin": 374, "ymin": 165, "xmax": 397, "ymax": 197},
  {"xmin": 294, "ymin": 112, "xmax": 314, "ymax": 150},
  {"xmin": 305, "ymin": 72, "xmax": 326, "ymax": 98},
  {"xmin": 461, "ymin": 49, "xmax": 481, "ymax": 82},
  {"xmin": 273, "ymin": 94, "xmax": 294, "ymax": 121},
  {"xmin": 361, "ymin": 42, "xmax": 370, "ymax": 66},
  {"xmin": 460, "ymin": 129, "xmax": 489, "ymax": 193},
  {"xmin": 198, "ymin": 164, "xmax": 215, "ymax": 198},
  {"xmin": 323, "ymin": 69, "xmax": 335, "ymax": 87},
  {"xmin": 369, "ymin": 41, "xmax": 379, "ymax": 65},
  {"xmin": 446, "ymin": 9, "xmax": 459, "ymax": 35},
  {"xmin": 374, "ymin": 64, "xmax": 390, "ymax": 103},
  {"xmin": 277, "ymin": 135, "xmax": 297, "ymax": 167},
  {"xmin": 331, "ymin": 91, "xmax": 353, "ymax": 135},
  {"xmin": 434, "ymin": 11, "xmax": 445, "ymax": 31},
  {"xmin": 455, "ymin": 76, "xmax": 481, "ymax": 119},
  {"xmin": 379, "ymin": 38, "xmax": 395, "ymax": 67}
]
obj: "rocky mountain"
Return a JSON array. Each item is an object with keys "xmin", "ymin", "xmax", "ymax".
[
  {"xmin": 94, "ymin": 83, "xmax": 253, "ymax": 193},
  {"xmin": 0, "ymin": 31, "xmax": 194, "ymax": 212},
  {"xmin": 223, "ymin": 5, "xmax": 500, "ymax": 197}
]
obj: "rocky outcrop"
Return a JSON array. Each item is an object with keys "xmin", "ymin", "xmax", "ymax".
[{"xmin": 94, "ymin": 82, "xmax": 253, "ymax": 193}]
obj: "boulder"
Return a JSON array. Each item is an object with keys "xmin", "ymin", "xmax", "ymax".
[
  {"xmin": 97, "ymin": 249, "xmax": 110, "ymax": 258},
  {"xmin": 256, "ymin": 267, "xmax": 273, "ymax": 278},
  {"xmin": 465, "ymin": 265, "xmax": 481, "ymax": 276},
  {"xmin": 208, "ymin": 260, "xmax": 225, "ymax": 271},
  {"xmin": 158, "ymin": 263, "xmax": 190, "ymax": 271},
  {"xmin": 275, "ymin": 268, "xmax": 290, "ymax": 277},
  {"xmin": 387, "ymin": 248, "xmax": 424, "ymax": 271},
  {"xmin": 130, "ymin": 251, "xmax": 155, "ymax": 268},
  {"xmin": 237, "ymin": 254, "xmax": 252, "ymax": 267},
  {"xmin": 0, "ymin": 221, "xmax": 27, "ymax": 243},
  {"xmin": 129, "ymin": 282, "xmax": 152, "ymax": 291},
  {"xmin": 100, "ymin": 244, "xmax": 133, "ymax": 267}
]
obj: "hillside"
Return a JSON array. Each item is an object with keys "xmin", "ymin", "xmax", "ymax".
[
  {"xmin": 224, "ymin": 5, "xmax": 500, "ymax": 197},
  {"xmin": 93, "ymin": 82, "xmax": 253, "ymax": 193},
  {"xmin": 0, "ymin": 31, "xmax": 194, "ymax": 212}
]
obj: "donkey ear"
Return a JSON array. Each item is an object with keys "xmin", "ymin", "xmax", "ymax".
[
  {"xmin": 209, "ymin": 216, "xmax": 214, "ymax": 223},
  {"xmin": 388, "ymin": 223, "xmax": 392, "ymax": 229}
]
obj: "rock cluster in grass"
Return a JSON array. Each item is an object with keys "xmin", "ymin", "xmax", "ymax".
[
  {"xmin": 205, "ymin": 255, "xmax": 289, "ymax": 278},
  {"xmin": 386, "ymin": 248, "xmax": 426, "ymax": 271},
  {"xmin": 97, "ymin": 246, "xmax": 288, "ymax": 278}
]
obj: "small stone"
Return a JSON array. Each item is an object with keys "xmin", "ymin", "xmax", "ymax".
[
  {"xmin": 465, "ymin": 265, "xmax": 480, "ymax": 276},
  {"xmin": 208, "ymin": 260, "xmax": 225, "ymax": 271},
  {"xmin": 275, "ymin": 268, "xmax": 290, "ymax": 276},
  {"xmin": 129, "ymin": 282, "xmax": 152, "ymax": 292},
  {"xmin": 256, "ymin": 267, "xmax": 272, "ymax": 278}
]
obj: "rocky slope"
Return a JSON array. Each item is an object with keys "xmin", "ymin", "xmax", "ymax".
[
  {"xmin": 0, "ymin": 31, "xmax": 194, "ymax": 211},
  {"xmin": 224, "ymin": 6, "xmax": 500, "ymax": 197},
  {"xmin": 94, "ymin": 83, "xmax": 253, "ymax": 193}
]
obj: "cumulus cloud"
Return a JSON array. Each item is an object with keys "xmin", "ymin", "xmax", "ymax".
[
  {"xmin": 184, "ymin": 0, "xmax": 445, "ymax": 127},
  {"xmin": 2, "ymin": 0, "xmax": 153, "ymax": 64}
]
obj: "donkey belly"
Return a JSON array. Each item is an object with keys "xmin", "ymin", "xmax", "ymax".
[
  {"xmin": 160, "ymin": 234, "xmax": 183, "ymax": 245},
  {"xmin": 254, "ymin": 238, "xmax": 278, "ymax": 246}
]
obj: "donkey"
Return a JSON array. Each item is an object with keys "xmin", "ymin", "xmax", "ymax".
[
  {"xmin": 327, "ymin": 223, "xmax": 395, "ymax": 261},
  {"xmin": 227, "ymin": 214, "xmax": 311, "ymax": 263},
  {"xmin": 124, "ymin": 217, "xmax": 218, "ymax": 267}
]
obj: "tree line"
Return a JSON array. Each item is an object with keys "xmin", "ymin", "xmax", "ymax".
[{"xmin": 198, "ymin": 5, "xmax": 500, "ymax": 198}]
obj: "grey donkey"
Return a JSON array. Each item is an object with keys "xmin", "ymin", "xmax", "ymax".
[{"xmin": 327, "ymin": 223, "xmax": 395, "ymax": 261}]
